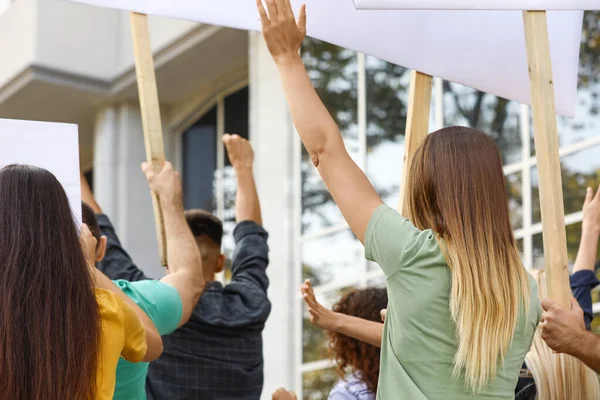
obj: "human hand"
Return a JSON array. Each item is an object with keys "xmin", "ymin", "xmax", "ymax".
[
  {"xmin": 380, "ymin": 309, "xmax": 387, "ymax": 323},
  {"xmin": 257, "ymin": 0, "xmax": 306, "ymax": 64},
  {"xmin": 80, "ymin": 223, "xmax": 97, "ymax": 270},
  {"xmin": 223, "ymin": 134, "xmax": 254, "ymax": 170},
  {"xmin": 301, "ymin": 280, "xmax": 338, "ymax": 331},
  {"xmin": 540, "ymin": 297, "xmax": 586, "ymax": 356},
  {"xmin": 141, "ymin": 162, "xmax": 183, "ymax": 206},
  {"xmin": 272, "ymin": 388, "xmax": 297, "ymax": 400},
  {"xmin": 582, "ymin": 187, "xmax": 600, "ymax": 234}
]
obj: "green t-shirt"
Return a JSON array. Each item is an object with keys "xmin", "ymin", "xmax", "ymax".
[
  {"xmin": 112, "ymin": 279, "xmax": 183, "ymax": 400},
  {"xmin": 365, "ymin": 204, "xmax": 541, "ymax": 400}
]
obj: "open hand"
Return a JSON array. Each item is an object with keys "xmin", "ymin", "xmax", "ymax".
[
  {"xmin": 141, "ymin": 161, "xmax": 183, "ymax": 205},
  {"xmin": 582, "ymin": 186, "xmax": 600, "ymax": 234},
  {"xmin": 223, "ymin": 134, "xmax": 254, "ymax": 170},
  {"xmin": 272, "ymin": 388, "xmax": 297, "ymax": 400},
  {"xmin": 301, "ymin": 280, "xmax": 337, "ymax": 331},
  {"xmin": 540, "ymin": 297, "xmax": 586, "ymax": 355},
  {"xmin": 257, "ymin": 0, "xmax": 306, "ymax": 63}
]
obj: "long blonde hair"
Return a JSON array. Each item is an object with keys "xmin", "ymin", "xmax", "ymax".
[
  {"xmin": 406, "ymin": 127, "xmax": 531, "ymax": 392},
  {"xmin": 525, "ymin": 270, "xmax": 600, "ymax": 400}
]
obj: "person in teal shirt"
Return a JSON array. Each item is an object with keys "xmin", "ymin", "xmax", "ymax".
[
  {"xmin": 256, "ymin": 1, "xmax": 539, "ymax": 397},
  {"xmin": 80, "ymin": 161, "xmax": 205, "ymax": 400}
]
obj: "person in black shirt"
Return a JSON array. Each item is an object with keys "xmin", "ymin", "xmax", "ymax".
[{"xmin": 144, "ymin": 134, "xmax": 271, "ymax": 400}]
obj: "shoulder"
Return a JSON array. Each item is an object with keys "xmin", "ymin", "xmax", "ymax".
[{"xmin": 95, "ymin": 288, "xmax": 129, "ymax": 327}]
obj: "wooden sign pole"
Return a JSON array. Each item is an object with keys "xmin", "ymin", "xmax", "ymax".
[
  {"xmin": 523, "ymin": 11, "xmax": 571, "ymax": 307},
  {"xmin": 398, "ymin": 70, "xmax": 433, "ymax": 215},
  {"xmin": 130, "ymin": 12, "xmax": 168, "ymax": 266}
]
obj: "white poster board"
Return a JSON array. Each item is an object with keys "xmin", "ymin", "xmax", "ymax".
[
  {"xmin": 62, "ymin": 0, "xmax": 584, "ymax": 117},
  {"xmin": 353, "ymin": 0, "xmax": 600, "ymax": 10},
  {"xmin": 0, "ymin": 119, "xmax": 81, "ymax": 224}
]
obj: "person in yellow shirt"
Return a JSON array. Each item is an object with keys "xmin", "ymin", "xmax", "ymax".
[
  {"xmin": 0, "ymin": 163, "xmax": 162, "ymax": 400},
  {"xmin": 82, "ymin": 214, "xmax": 164, "ymax": 399}
]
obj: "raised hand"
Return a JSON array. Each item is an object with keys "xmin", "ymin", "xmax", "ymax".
[
  {"xmin": 272, "ymin": 388, "xmax": 297, "ymax": 400},
  {"xmin": 141, "ymin": 161, "xmax": 183, "ymax": 206},
  {"xmin": 301, "ymin": 279, "xmax": 338, "ymax": 331},
  {"xmin": 257, "ymin": 0, "xmax": 306, "ymax": 63},
  {"xmin": 223, "ymin": 134, "xmax": 254, "ymax": 170},
  {"xmin": 582, "ymin": 186, "xmax": 600, "ymax": 234}
]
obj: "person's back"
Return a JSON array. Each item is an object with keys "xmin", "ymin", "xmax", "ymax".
[
  {"xmin": 146, "ymin": 134, "xmax": 271, "ymax": 399},
  {"xmin": 368, "ymin": 210, "xmax": 540, "ymax": 398}
]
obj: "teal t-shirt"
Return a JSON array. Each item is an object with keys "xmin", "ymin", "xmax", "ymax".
[
  {"xmin": 112, "ymin": 279, "xmax": 183, "ymax": 400},
  {"xmin": 365, "ymin": 204, "xmax": 541, "ymax": 400}
]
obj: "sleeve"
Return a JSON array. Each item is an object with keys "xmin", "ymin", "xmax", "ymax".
[
  {"xmin": 229, "ymin": 221, "xmax": 270, "ymax": 294},
  {"xmin": 97, "ymin": 214, "xmax": 150, "ymax": 282},
  {"xmin": 194, "ymin": 221, "xmax": 271, "ymax": 327},
  {"xmin": 118, "ymin": 298, "xmax": 148, "ymax": 363},
  {"xmin": 365, "ymin": 204, "xmax": 433, "ymax": 278},
  {"xmin": 117, "ymin": 280, "xmax": 183, "ymax": 336},
  {"xmin": 570, "ymin": 270, "xmax": 600, "ymax": 330}
]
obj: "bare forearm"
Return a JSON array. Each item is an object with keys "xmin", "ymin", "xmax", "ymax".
[
  {"xmin": 235, "ymin": 166, "xmax": 262, "ymax": 225},
  {"xmin": 276, "ymin": 55, "xmax": 343, "ymax": 160},
  {"xmin": 573, "ymin": 227, "xmax": 600, "ymax": 273},
  {"xmin": 80, "ymin": 173, "xmax": 102, "ymax": 213},
  {"xmin": 161, "ymin": 199, "xmax": 204, "ymax": 285},
  {"xmin": 572, "ymin": 331, "xmax": 600, "ymax": 373},
  {"xmin": 332, "ymin": 313, "xmax": 383, "ymax": 348}
]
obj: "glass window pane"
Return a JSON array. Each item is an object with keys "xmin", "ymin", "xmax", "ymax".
[
  {"xmin": 301, "ymin": 38, "xmax": 358, "ymax": 235},
  {"xmin": 222, "ymin": 87, "xmax": 250, "ymax": 281},
  {"xmin": 443, "ymin": 82, "xmax": 522, "ymax": 165},
  {"xmin": 302, "ymin": 229, "xmax": 363, "ymax": 288},
  {"xmin": 302, "ymin": 368, "xmax": 339, "ymax": 400},
  {"xmin": 532, "ymin": 145, "xmax": 600, "ymax": 223},
  {"xmin": 365, "ymin": 56, "xmax": 411, "ymax": 207},
  {"xmin": 182, "ymin": 107, "xmax": 217, "ymax": 210}
]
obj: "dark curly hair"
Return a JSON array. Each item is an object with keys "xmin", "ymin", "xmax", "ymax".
[{"xmin": 328, "ymin": 287, "xmax": 388, "ymax": 393}]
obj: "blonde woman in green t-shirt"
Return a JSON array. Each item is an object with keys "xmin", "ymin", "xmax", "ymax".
[{"xmin": 256, "ymin": 0, "xmax": 540, "ymax": 398}]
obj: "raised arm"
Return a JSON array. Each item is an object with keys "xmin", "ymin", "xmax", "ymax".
[
  {"xmin": 142, "ymin": 162, "xmax": 205, "ymax": 328},
  {"xmin": 573, "ymin": 187, "xmax": 600, "ymax": 274},
  {"xmin": 258, "ymin": 0, "xmax": 382, "ymax": 243},
  {"xmin": 224, "ymin": 134, "xmax": 262, "ymax": 225},
  {"xmin": 301, "ymin": 280, "xmax": 383, "ymax": 348}
]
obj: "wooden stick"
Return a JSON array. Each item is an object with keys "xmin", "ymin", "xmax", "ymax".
[
  {"xmin": 398, "ymin": 70, "xmax": 433, "ymax": 215},
  {"xmin": 130, "ymin": 12, "xmax": 167, "ymax": 266},
  {"xmin": 523, "ymin": 11, "xmax": 571, "ymax": 307}
]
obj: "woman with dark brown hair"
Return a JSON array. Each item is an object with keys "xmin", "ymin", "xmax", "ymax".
[
  {"xmin": 302, "ymin": 283, "xmax": 387, "ymax": 400},
  {"xmin": 0, "ymin": 164, "xmax": 162, "ymax": 400}
]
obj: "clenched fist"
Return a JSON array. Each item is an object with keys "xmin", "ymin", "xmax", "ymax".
[{"xmin": 223, "ymin": 134, "xmax": 254, "ymax": 170}]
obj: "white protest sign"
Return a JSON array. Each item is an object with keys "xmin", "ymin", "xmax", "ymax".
[
  {"xmin": 62, "ymin": 0, "xmax": 584, "ymax": 117},
  {"xmin": 0, "ymin": 119, "xmax": 81, "ymax": 224},
  {"xmin": 353, "ymin": 0, "xmax": 599, "ymax": 10}
]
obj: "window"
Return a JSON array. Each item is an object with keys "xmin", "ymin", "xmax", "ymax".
[
  {"xmin": 298, "ymin": 12, "xmax": 600, "ymax": 395},
  {"xmin": 181, "ymin": 86, "xmax": 249, "ymax": 279}
]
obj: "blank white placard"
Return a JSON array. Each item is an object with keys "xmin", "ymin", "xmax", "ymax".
[
  {"xmin": 0, "ymin": 119, "xmax": 81, "ymax": 224},
  {"xmin": 61, "ymin": 0, "xmax": 583, "ymax": 118},
  {"xmin": 353, "ymin": 0, "xmax": 600, "ymax": 10}
]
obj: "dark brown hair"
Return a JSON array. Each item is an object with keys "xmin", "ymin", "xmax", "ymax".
[
  {"xmin": 329, "ymin": 287, "xmax": 387, "ymax": 393},
  {"xmin": 0, "ymin": 165, "xmax": 101, "ymax": 400},
  {"xmin": 82, "ymin": 202, "xmax": 102, "ymax": 249},
  {"xmin": 185, "ymin": 209, "xmax": 223, "ymax": 247}
]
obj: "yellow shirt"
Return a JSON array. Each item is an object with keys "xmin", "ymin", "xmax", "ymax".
[{"xmin": 95, "ymin": 288, "xmax": 147, "ymax": 400}]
